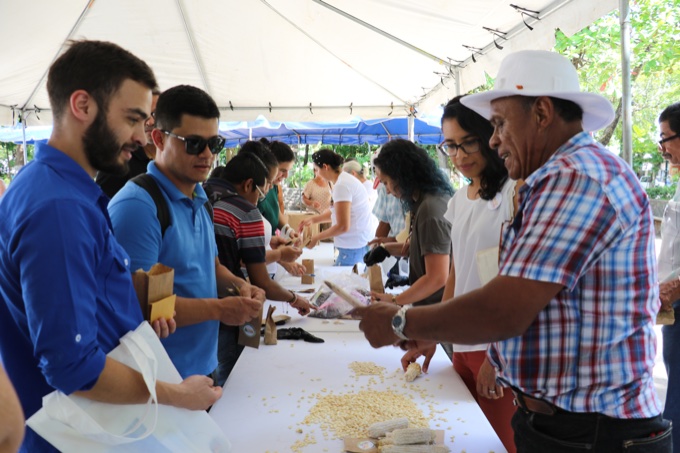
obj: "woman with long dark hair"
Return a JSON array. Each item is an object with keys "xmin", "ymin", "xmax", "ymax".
[
  {"xmin": 370, "ymin": 139, "xmax": 453, "ymax": 306},
  {"xmin": 403, "ymin": 96, "xmax": 518, "ymax": 453}
]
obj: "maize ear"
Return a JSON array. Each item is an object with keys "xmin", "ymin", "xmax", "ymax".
[
  {"xmin": 389, "ymin": 428, "xmax": 436, "ymax": 445},
  {"xmin": 404, "ymin": 363, "xmax": 422, "ymax": 382},
  {"xmin": 368, "ymin": 418, "xmax": 409, "ymax": 438},
  {"xmin": 379, "ymin": 445, "xmax": 450, "ymax": 453}
]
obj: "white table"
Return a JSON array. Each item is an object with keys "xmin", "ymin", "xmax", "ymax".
[
  {"xmin": 209, "ymin": 331, "xmax": 505, "ymax": 452},
  {"xmin": 209, "ymin": 244, "xmax": 506, "ymax": 453}
]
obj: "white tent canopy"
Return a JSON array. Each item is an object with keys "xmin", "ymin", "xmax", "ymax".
[{"xmin": 0, "ymin": 0, "xmax": 617, "ymax": 127}]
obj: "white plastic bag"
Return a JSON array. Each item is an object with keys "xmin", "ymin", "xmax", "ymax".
[
  {"xmin": 27, "ymin": 322, "xmax": 231, "ymax": 452},
  {"xmin": 309, "ymin": 272, "xmax": 371, "ymax": 318}
]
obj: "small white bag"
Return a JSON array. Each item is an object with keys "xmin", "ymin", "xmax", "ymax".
[{"xmin": 27, "ymin": 322, "xmax": 231, "ymax": 452}]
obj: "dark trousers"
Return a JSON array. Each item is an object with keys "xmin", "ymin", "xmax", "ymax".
[
  {"xmin": 512, "ymin": 405, "xmax": 671, "ymax": 452},
  {"xmin": 215, "ymin": 324, "xmax": 244, "ymax": 387},
  {"xmin": 663, "ymin": 307, "xmax": 680, "ymax": 452}
]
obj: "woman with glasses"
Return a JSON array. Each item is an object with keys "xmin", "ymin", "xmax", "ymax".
[
  {"xmin": 403, "ymin": 96, "xmax": 518, "ymax": 453},
  {"xmin": 298, "ymin": 149, "xmax": 373, "ymax": 266},
  {"xmin": 369, "ymin": 139, "xmax": 453, "ymax": 307}
]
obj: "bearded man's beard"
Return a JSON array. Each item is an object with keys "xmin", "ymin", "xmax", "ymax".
[{"xmin": 83, "ymin": 109, "xmax": 130, "ymax": 177}]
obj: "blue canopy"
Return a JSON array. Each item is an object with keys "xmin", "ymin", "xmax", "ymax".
[
  {"xmin": 220, "ymin": 116, "xmax": 443, "ymax": 147},
  {"xmin": 0, "ymin": 116, "xmax": 442, "ymax": 148}
]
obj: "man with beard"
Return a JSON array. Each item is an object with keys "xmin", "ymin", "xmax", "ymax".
[
  {"xmin": 109, "ymin": 85, "xmax": 265, "ymax": 380},
  {"xmin": 0, "ymin": 41, "xmax": 223, "ymax": 453},
  {"xmin": 95, "ymin": 88, "xmax": 161, "ymax": 198}
]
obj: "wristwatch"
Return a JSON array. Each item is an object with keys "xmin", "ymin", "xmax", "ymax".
[{"xmin": 391, "ymin": 305, "xmax": 411, "ymax": 341}]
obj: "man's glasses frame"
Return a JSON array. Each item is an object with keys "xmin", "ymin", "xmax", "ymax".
[
  {"xmin": 255, "ymin": 184, "xmax": 267, "ymax": 200},
  {"xmin": 438, "ymin": 138, "xmax": 482, "ymax": 158},
  {"xmin": 659, "ymin": 134, "xmax": 680, "ymax": 148},
  {"xmin": 161, "ymin": 130, "xmax": 225, "ymax": 155}
]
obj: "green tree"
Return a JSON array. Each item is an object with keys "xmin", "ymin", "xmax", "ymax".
[
  {"xmin": 0, "ymin": 141, "xmax": 35, "ymax": 185},
  {"xmin": 553, "ymin": 0, "xmax": 680, "ymax": 184}
]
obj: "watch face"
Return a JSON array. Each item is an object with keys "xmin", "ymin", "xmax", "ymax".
[{"xmin": 392, "ymin": 315, "xmax": 403, "ymax": 329}]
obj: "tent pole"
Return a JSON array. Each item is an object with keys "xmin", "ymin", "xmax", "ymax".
[
  {"xmin": 620, "ymin": 0, "xmax": 632, "ymax": 166},
  {"xmin": 21, "ymin": 114, "xmax": 28, "ymax": 166},
  {"xmin": 311, "ymin": 0, "xmax": 454, "ymax": 70},
  {"xmin": 408, "ymin": 115, "xmax": 415, "ymax": 142},
  {"xmin": 455, "ymin": 68, "xmax": 462, "ymax": 96}
]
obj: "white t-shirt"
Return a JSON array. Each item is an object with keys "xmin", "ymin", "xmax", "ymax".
[
  {"xmin": 331, "ymin": 172, "xmax": 373, "ymax": 249},
  {"xmin": 362, "ymin": 179, "xmax": 379, "ymax": 234},
  {"xmin": 362, "ymin": 179, "xmax": 377, "ymax": 208},
  {"xmin": 444, "ymin": 178, "xmax": 516, "ymax": 353}
]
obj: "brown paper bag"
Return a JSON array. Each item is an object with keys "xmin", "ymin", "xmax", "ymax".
[
  {"xmin": 264, "ymin": 305, "xmax": 278, "ymax": 345},
  {"xmin": 131, "ymin": 263, "xmax": 175, "ymax": 322},
  {"xmin": 301, "ymin": 259, "xmax": 315, "ymax": 284},
  {"xmin": 238, "ymin": 303, "xmax": 264, "ymax": 349},
  {"xmin": 367, "ymin": 265, "xmax": 384, "ymax": 293}
]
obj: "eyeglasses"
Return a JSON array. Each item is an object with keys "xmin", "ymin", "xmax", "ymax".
[
  {"xmin": 255, "ymin": 185, "xmax": 266, "ymax": 200},
  {"xmin": 438, "ymin": 138, "xmax": 482, "ymax": 158},
  {"xmin": 161, "ymin": 130, "xmax": 225, "ymax": 155},
  {"xmin": 659, "ymin": 134, "xmax": 680, "ymax": 148}
]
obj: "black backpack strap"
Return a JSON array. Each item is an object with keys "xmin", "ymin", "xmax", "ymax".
[
  {"xmin": 204, "ymin": 200, "xmax": 214, "ymax": 224},
  {"xmin": 131, "ymin": 174, "xmax": 171, "ymax": 237}
]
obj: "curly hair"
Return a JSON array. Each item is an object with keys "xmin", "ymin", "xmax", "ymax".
[
  {"xmin": 441, "ymin": 95, "xmax": 508, "ymax": 200},
  {"xmin": 373, "ymin": 139, "xmax": 453, "ymax": 211}
]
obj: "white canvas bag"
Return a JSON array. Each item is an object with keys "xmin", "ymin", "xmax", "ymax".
[{"xmin": 27, "ymin": 322, "xmax": 231, "ymax": 452}]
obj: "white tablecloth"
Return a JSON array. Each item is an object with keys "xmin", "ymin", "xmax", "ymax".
[
  {"xmin": 209, "ymin": 331, "xmax": 505, "ymax": 453},
  {"xmin": 209, "ymin": 243, "xmax": 506, "ymax": 452}
]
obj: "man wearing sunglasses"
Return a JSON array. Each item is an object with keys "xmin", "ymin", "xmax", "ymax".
[
  {"xmin": 109, "ymin": 85, "xmax": 265, "ymax": 381},
  {"xmin": 656, "ymin": 102, "xmax": 680, "ymax": 449}
]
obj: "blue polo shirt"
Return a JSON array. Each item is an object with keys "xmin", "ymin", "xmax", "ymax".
[
  {"xmin": 0, "ymin": 143, "xmax": 143, "ymax": 452},
  {"xmin": 109, "ymin": 162, "xmax": 218, "ymax": 378}
]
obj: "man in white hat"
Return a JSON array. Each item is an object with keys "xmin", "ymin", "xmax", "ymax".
[{"xmin": 356, "ymin": 50, "xmax": 670, "ymax": 451}]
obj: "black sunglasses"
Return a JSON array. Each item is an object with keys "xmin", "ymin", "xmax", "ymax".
[
  {"xmin": 659, "ymin": 134, "xmax": 680, "ymax": 148},
  {"xmin": 161, "ymin": 130, "xmax": 225, "ymax": 155}
]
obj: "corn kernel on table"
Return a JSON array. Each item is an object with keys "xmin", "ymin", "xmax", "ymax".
[{"xmin": 209, "ymin": 243, "xmax": 507, "ymax": 453}]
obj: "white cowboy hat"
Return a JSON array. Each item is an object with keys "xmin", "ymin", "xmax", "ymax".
[{"xmin": 460, "ymin": 50, "xmax": 615, "ymax": 132}]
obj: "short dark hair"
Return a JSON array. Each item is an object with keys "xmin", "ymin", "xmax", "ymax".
[
  {"xmin": 269, "ymin": 141, "xmax": 296, "ymax": 163},
  {"xmin": 519, "ymin": 96, "xmax": 583, "ymax": 123},
  {"xmin": 660, "ymin": 102, "xmax": 680, "ymax": 135},
  {"xmin": 221, "ymin": 153, "xmax": 270, "ymax": 187},
  {"xmin": 312, "ymin": 149, "xmax": 344, "ymax": 171},
  {"xmin": 238, "ymin": 140, "xmax": 278, "ymax": 171},
  {"xmin": 47, "ymin": 40, "xmax": 157, "ymax": 121},
  {"xmin": 154, "ymin": 85, "xmax": 219, "ymax": 131},
  {"xmin": 442, "ymin": 95, "xmax": 508, "ymax": 200},
  {"xmin": 373, "ymin": 139, "xmax": 453, "ymax": 210}
]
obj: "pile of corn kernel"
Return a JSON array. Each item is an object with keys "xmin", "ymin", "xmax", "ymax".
[
  {"xmin": 349, "ymin": 360, "xmax": 387, "ymax": 377},
  {"xmin": 303, "ymin": 389, "xmax": 430, "ymax": 439}
]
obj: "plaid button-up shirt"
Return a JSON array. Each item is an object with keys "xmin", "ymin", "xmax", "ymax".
[{"xmin": 489, "ymin": 132, "xmax": 662, "ymax": 418}]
